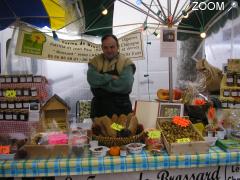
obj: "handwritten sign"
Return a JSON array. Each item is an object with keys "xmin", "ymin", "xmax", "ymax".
[
  {"xmin": 177, "ymin": 138, "xmax": 191, "ymax": 143},
  {"xmin": 0, "ymin": 145, "xmax": 10, "ymax": 154},
  {"xmin": 16, "ymin": 26, "xmax": 144, "ymax": 63},
  {"xmin": 148, "ymin": 130, "xmax": 161, "ymax": 139},
  {"xmin": 111, "ymin": 123, "xmax": 124, "ymax": 131},
  {"xmin": 4, "ymin": 90, "xmax": 16, "ymax": 98}
]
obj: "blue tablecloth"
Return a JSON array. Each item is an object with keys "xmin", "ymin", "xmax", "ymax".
[{"xmin": 0, "ymin": 146, "xmax": 240, "ymax": 177}]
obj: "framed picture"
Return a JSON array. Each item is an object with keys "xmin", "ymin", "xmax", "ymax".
[{"xmin": 159, "ymin": 103, "xmax": 184, "ymax": 117}]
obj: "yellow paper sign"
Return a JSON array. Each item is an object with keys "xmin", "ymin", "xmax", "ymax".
[
  {"xmin": 111, "ymin": 123, "xmax": 124, "ymax": 131},
  {"xmin": 176, "ymin": 138, "xmax": 191, "ymax": 143},
  {"xmin": 5, "ymin": 90, "xmax": 17, "ymax": 98},
  {"xmin": 148, "ymin": 130, "xmax": 161, "ymax": 139}
]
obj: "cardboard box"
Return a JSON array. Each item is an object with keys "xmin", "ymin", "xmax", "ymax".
[{"xmin": 156, "ymin": 117, "xmax": 209, "ymax": 155}]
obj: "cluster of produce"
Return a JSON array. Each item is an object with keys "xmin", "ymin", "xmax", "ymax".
[
  {"xmin": 92, "ymin": 113, "xmax": 142, "ymax": 138},
  {"xmin": 159, "ymin": 121, "xmax": 204, "ymax": 143}
]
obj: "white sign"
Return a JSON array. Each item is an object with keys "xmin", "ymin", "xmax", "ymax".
[
  {"xmin": 160, "ymin": 27, "xmax": 177, "ymax": 57},
  {"xmin": 15, "ymin": 27, "xmax": 144, "ymax": 63},
  {"xmin": 54, "ymin": 165, "xmax": 240, "ymax": 180}
]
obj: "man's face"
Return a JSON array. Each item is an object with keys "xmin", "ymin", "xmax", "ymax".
[{"xmin": 102, "ymin": 37, "xmax": 119, "ymax": 60}]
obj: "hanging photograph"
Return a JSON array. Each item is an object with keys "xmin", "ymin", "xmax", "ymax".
[
  {"xmin": 160, "ymin": 27, "xmax": 177, "ymax": 57},
  {"xmin": 159, "ymin": 103, "xmax": 184, "ymax": 117}
]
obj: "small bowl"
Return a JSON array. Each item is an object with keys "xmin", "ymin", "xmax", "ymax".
[
  {"xmin": 204, "ymin": 136, "xmax": 218, "ymax": 146},
  {"xmin": 89, "ymin": 146, "xmax": 109, "ymax": 157},
  {"xmin": 126, "ymin": 143, "xmax": 145, "ymax": 154}
]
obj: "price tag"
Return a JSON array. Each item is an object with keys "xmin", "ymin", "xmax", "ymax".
[
  {"xmin": 111, "ymin": 123, "xmax": 124, "ymax": 131},
  {"xmin": 172, "ymin": 116, "xmax": 190, "ymax": 127},
  {"xmin": 148, "ymin": 130, "xmax": 161, "ymax": 139},
  {"xmin": 0, "ymin": 145, "xmax": 10, "ymax": 154},
  {"xmin": 4, "ymin": 90, "xmax": 16, "ymax": 98},
  {"xmin": 177, "ymin": 138, "xmax": 191, "ymax": 143}
]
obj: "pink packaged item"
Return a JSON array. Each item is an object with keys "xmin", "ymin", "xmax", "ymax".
[{"xmin": 48, "ymin": 132, "xmax": 68, "ymax": 145}]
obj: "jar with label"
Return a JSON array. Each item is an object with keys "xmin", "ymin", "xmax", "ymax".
[
  {"xmin": 0, "ymin": 101, "xmax": 8, "ymax": 109},
  {"xmin": 30, "ymin": 87, "xmax": 38, "ymax": 96},
  {"xmin": 0, "ymin": 76, "xmax": 5, "ymax": 83},
  {"xmin": 5, "ymin": 76, "xmax": 12, "ymax": 83},
  {"xmin": 15, "ymin": 101, "xmax": 23, "ymax": 109},
  {"xmin": 8, "ymin": 101, "xmax": 15, "ymax": 109},
  {"xmin": 221, "ymin": 100, "xmax": 228, "ymax": 108},
  {"xmin": 19, "ymin": 76, "xmax": 27, "ymax": 83},
  {"xmin": 23, "ymin": 89, "xmax": 30, "ymax": 96},
  {"xmin": 236, "ymin": 73, "xmax": 240, "ymax": 86},
  {"xmin": 226, "ymin": 73, "xmax": 234, "ymax": 86},
  {"xmin": 12, "ymin": 111, "xmax": 18, "ymax": 121},
  {"xmin": 26, "ymin": 75, "xmax": 33, "ymax": 83},
  {"xmin": 231, "ymin": 89, "xmax": 238, "ymax": 97},
  {"xmin": 19, "ymin": 111, "xmax": 28, "ymax": 121},
  {"xmin": 33, "ymin": 76, "xmax": 42, "ymax": 83},
  {"xmin": 16, "ymin": 89, "xmax": 22, "ymax": 96},
  {"xmin": 5, "ymin": 111, "xmax": 13, "ymax": 120},
  {"xmin": 228, "ymin": 101, "xmax": 234, "ymax": 108},
  {"xmin": 22, "ymin": 101, "xmax": 29, "ymax": 109},
  {"xmin": 0, "ymin": 111, "xmax": 4, "ymax": 120},
  {"xmin": 12, "ymin": 76, "xmax": 19, "ymax": 83},
  {"xmin": 223, "ymin": 89, "xmax": 230, "ymax": 97},
  {"xmin": 234, "ymin": 102, "xmax": 240, "ymax": 108}
]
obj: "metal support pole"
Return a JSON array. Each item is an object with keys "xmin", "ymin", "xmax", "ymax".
[{"xmin": 168, "ymin": 57, "xmax": 173, "ymax": 102}]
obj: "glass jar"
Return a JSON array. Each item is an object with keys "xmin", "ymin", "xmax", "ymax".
[
  {"xmin": 5, "ymin": 111, "xmax": 13, "ymax": 120},
  {"xmin": 230, "ymin": 110, "xmax": 240, "ymax": 139},
  {"xmin": 19, "ymin": 76, "xmax": 27, "ymax": 83},
  {"xmin": 226, "ymin": 73, "xmax": 234, "ymax": 86},
  {"xmin": 23, "ymin": 89, "xmax": 30, "ymax": 96},
  {"xmin": 12, "ymin": 111, "xmax": 18, "ymax": 121},
  {"xmin": 231, "ymin": 89, "xmax": 238, "ymax": 97},
  {"xmin": 12, "ymin": 76, "xmax": 19, "ymax": 83},
  {"xmin": 236, "ymin": 73, "xmax": 240, "ymax": 86},
  {"xmin": 0, "ymin": 76, "xmax": 6, "ymax": 83},
  {"xmin": 8, "ymin": 101, "xmax": 15, "ymax": 109},
  {"xmin": 26, "ymin": 75, "xmax": 33, "ymax": 83},
  {"xmin": 221, "ymin": 100, "xmax": 228, "ymax": 108},
  {"xmin": 33, "ymin": 76, "xmax": 42, "ymax": 83},
  {"xmin": 30, "ymin": 87, "xmax": 37, "ymax": 97},
  {"xmin": 223, "ymin": 89, "xmax": 230, "ymax": 97},
  {"xmin": 0, "ymin": 111, "xmax": 4, "ymax": 120},
  {"xmin": 15, "ymin": 101, "xmax": 23, "ymax": 109},
  {"xmin": 16, "ymin": 89, "xmax": 22, "ymax": 96},
  {"xmin": 5, "ymin": 76, "xmax": 12, "ymax": 83}
]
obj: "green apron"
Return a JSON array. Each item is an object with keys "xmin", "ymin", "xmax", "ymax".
[{"xmin": 90, "ymin": 65, "xmax": 132, "ymax": 118}]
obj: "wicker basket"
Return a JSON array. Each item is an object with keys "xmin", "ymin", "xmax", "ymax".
[{"xmin": 92, "ymin": 131, "xmax": 146, "ymax": 147}]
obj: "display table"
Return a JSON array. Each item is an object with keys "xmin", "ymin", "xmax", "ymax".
[{"xmin": 0, "ymin": 146, "xmax": 240, "ymax": 177}]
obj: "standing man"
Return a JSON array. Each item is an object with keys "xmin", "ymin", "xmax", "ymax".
[{"xmin": 87, "ymin": 34, "xmax": 136, "ymax": 118}]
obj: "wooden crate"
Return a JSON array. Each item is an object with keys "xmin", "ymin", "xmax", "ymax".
[
  {"xmin": 156, "ymin": 117, "xmax": 210, "ymax": 155},
  {"xmin": 22, "ymin": 144, "xmax": 70, "ymax": 158}
]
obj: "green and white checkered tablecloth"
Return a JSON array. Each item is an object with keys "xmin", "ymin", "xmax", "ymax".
[{"xmin": 0, "ymin": 147, "xmax": 240, "ymax": 177}]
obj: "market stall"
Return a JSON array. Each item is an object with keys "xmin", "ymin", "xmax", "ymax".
[{"xmin": 1, "ymin": 1, "xmax": 240, "ymax": 180}]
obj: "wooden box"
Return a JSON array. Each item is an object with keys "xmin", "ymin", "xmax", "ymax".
[
  {"xmin": 156, "ymin": 117, "xmax": 209, "ymax": 155},
  {"xmin": 22, "ymin": 144, "xmax": 70, "ymax": 158}
]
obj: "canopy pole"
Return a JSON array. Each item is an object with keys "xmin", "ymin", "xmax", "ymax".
[
  {"xmin": 169, "ymin": 57, "xmax": 173, "ymax": 102},
  {"xmin": 3, "ymin": 26, "xmax": 17, "ymax": 75}
]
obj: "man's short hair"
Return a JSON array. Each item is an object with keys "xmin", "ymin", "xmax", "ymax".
[{"xmin": 101, "ymin": 34, "xmax": 119, "ymax": 47}]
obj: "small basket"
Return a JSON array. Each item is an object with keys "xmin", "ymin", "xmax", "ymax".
[{"xmin": 92, "ymin": 131, "xmax": 145, "ymax": 147}]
